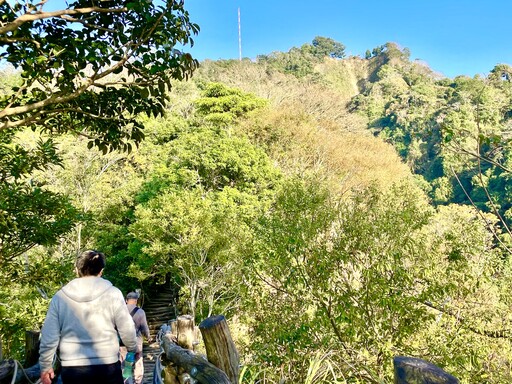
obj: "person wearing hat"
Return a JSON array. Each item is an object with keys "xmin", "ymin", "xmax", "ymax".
[
  {"xmin": 120, "ymin": 291, "xmax": 152, "ymax": 384},
  {"xmin": 39, "ymin": 250, "xmax": 137, "ymax": 384}
]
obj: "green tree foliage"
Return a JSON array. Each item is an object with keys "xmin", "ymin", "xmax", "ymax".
[
  {"xmin": 4, "ymin": 34, "xmax": 512, "ymax": 383},
  {"xmin": 126, "ymin": 120, "xmax": 281, "ymax": 318},
  {"xmin": 311, "ymin": 36, "xmax": 346, "ymax": 59},
  {"xmin": 257, "ymin": 47, "xmax": 316, "ymax": 78},
  {"xmin": 0, "ymin": 0, "xmax": 199, "ymax": 151},
  {"xmin": 415, "ymin": 204, "xmax": 512, "ymax": 383},
  {"xmin": 0, "ymin": 132, "xmax": 144, "ymax": 358},
  {"xmin": 0, "ymin": 0, "xmax": 199, "ymax": 279},
  {"xmin": 0, "ymin": 0, "xmax": 199, "ymax": 357},
  {"xmin": 95, "ymin": 85, "xmax": 280, "ymax": 317},
  {"xmin": 0, "ymin": 247, "xmax": 74, "ymax": 358},
  {"xmin": 238, "ymin": 175, "xmax": 512, "ymax": 383},
  {"xmin": 349, "ymin": 43, "xmax": 512, "ymax": 229},
  {"xmin": 0, "ymin": 133, "xmax": 80, "ymax": 265},
  {"xmin": 194, "ymin": 82, "xmax": 268, "ymax": 125},
  {"xmin": 257, "ymin": 36, "xmax": 345, "ymax": 78},
  {"xmin": 242, "ymin": 177, "xmax": 440, "ymax": 382}
]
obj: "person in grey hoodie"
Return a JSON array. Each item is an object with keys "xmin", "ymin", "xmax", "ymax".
[{"xmin": 39, "ymin": 250, "xmax": 137, "ymax": 384}]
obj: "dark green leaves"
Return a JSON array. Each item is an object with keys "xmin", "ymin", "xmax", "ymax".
[{"xmin": 0, "ymin": 0, "xmax": 199, "ymax": 152}]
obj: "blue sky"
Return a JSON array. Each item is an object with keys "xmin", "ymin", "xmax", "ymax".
[{"xmin": 183, "ymin": 0, "xmax": 512, "ymax": 79}]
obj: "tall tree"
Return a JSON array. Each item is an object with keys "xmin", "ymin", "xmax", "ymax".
[{"xmin": 311, "ymin": 36, "xmax": 346, "ymax": 59}]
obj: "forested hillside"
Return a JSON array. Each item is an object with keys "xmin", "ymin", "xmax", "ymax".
[{"xmin": 2, "ymin": 34, "xmax": 512, "ymax": 383}]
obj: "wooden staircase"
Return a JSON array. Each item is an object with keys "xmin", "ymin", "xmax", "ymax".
[{"xmin": 140, "ymin": 284, "xmax": 178, "ymax": 384}]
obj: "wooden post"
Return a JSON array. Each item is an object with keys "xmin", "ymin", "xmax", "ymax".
[
  {"xmin": 193, "ymin": 325, "xmax": 202, "ymax": 352},
  {"xmin": 177, "ymin": 315, "xmax": 195, "ymax": 350},
  {"xmin": 162, "ymin": 364, "xmax": 179, "ymax": 384},
  {"xmin": 0, "ymin": 337, "xmax": 3, "ymax": 361},
  {"xmin": 24, "ymin": 330, "xmax": 40, "ymax": 368},
  {"xmin": 394, "ymin": 356, "xmax": 459, "ymax": 384},
  {"xmin": 199, "ymin": 315, "xmax": 239, "ymax": 384},
  {"xmin": 161, "ymin": 334, "xmax": 231, "ymax": 384},
  {"xmin": 169, "ymin": 320, "xmax": 178, "ymax": 339}
]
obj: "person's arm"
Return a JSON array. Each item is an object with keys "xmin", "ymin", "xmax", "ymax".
[{"xmin": 39, "ymin": 298, "xmax": 60, "ymax": 381}]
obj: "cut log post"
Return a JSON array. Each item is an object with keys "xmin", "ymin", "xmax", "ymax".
[
  {"xmin": 177, "ymin": 315, "xmax": 195, "ymax": 351},
  {"xmin": 199, "ymin": 315, "xmax": 239, "ymax": 384},
  {"xmin": 162, "ymin": 364, "xmax": 180, "ymax": 384},
  {"xmin": 393, "ymin": 356, "xmax": 459, "ymax": 384},
  {"xmin": 193, "ymin": 326, "xmax": 202, "ymax": 353},
  {"xmin": 24, "ymin": 330, "xmax": 40, "ymax": 367},
  {"xmin": 161, "ymin": 334, "xmax": 230, "ymax": 384},
  {"xmin": 169, "ymin": 320, "xmax": 178, "ymax": 340}
]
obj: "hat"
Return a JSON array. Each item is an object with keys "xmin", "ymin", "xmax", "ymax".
[{"xmin": 126, "ymin": 291, "xmax": 140, "ymax": 300}]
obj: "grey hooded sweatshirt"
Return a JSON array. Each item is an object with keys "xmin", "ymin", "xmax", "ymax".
[{"xmin": 39, "ymin": 276, "xmax": 137, "ymax": 373}]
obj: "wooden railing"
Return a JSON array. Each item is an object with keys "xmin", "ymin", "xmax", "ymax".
[
  {"xmin": 156, "ymin": 314, "xmax": 239, "ymax": 384},
  {"xmin": 0, "ymin": 318, "xmax": 460, "ymax": 384}
]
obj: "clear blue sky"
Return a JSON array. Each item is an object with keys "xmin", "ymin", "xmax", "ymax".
[{"xmin": 183, "ymin": 0, "xmax": 512, "ymax": 79}]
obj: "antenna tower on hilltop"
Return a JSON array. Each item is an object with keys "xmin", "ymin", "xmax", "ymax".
[{"xmin": 238, "ymin": 7, "xmax": 242, "ymax": 61}]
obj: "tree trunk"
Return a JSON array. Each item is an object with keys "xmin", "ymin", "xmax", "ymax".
[
  {"xmin": 199, "ymin": 315, "xmax": 239, "ymax": 384},
  {"xmin": 161, "ymin": 334, "xmax": 230, "ymax": 384}
]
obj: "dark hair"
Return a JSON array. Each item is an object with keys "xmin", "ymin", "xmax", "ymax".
[{"xmin": 75, "ymin": 250, "xmax": 106, "ymax": 277}]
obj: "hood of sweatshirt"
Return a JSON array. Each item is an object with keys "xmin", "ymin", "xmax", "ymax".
[{"xmin": 61, "ymin": 276, "xmax": 113, "ymax": 302}]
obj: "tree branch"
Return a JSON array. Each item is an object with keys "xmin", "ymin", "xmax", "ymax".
[
  {"xmin": 0, "ymin": 36, "xmax": 40, "ymax": 48},
  {"xmin": 450, "ymin": 166, "xmax": 512, "ymax": 254},
  {"xmin": 0, "ymin": 6, "xmax": 128, "ymax": 35},
  {"xmin": 422, "ymin": 300, "xmax": 512, "ymax": 338},
  {"xmin": 447, "ymin": 142, "xmax": 512, "ymax": 174},
  {"xmin": 58, "ymin": 14, "xmax": 117, "ymax": 34}
]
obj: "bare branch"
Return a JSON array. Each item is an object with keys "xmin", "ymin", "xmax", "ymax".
[
  {"xmin": 0, "ymin": 36, "xmax": 41, "ymax": 48},
  {"xmin": 450, "ymin": 167, "xmax": 512, "ymax": 254},
  {"xmin": 0, "ymin": 85, "xmax": 88, "ymax": 126},
  {"xmin": 423, "ymin": 301, "xmax": 512, "ymax": 339},
  {"xmin": 0, "ymin": 6, "xmax": 128, "ymax": 35},
  {"xmin": 47, "ymin": 106, "xmax": 128, "ymax": 122},
  {"xmin": 446, "ymin": 142, "xmax": 512, "ymax": 174},
  {"xmin": 59, "ymin": 14, "xmax": 117, "ymax": 34}
]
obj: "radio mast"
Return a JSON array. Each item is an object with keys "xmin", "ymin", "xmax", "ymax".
[{"xmin": 238, "ymin": 7, "xmax": 242, "ymax": 61}]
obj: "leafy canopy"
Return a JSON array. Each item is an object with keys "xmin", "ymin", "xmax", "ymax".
[
  {"xmin": 0, "ymin": 0, "xmax": 199, "ymax": 152},
  {"xmin": 0, "ymin": 0, "xmax": 199, "ymax": 269}
]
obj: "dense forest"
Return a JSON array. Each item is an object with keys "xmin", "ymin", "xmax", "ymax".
[{"xmin": 2, "ymin": 3, "xmax": 512, "ymax": 382}]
